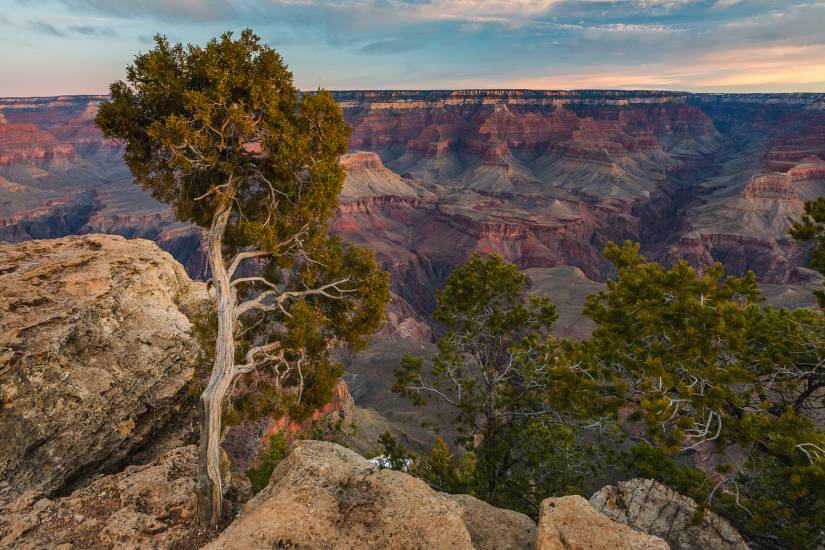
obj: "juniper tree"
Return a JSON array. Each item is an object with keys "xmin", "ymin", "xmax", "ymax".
[
  {"xmin": 585, "ymin": 242, "xmax": 825, "ymax": 548},
  {"xmin": 394, "ymin": 255, "xmax": 618, "ymax": 514},
  {"xmin": 96, "ymin": 30, "xmax": 389, "ymax": 527},
  {"xmin": 790, "ymin": 197, "xmax": 825, "ymax": 307}
]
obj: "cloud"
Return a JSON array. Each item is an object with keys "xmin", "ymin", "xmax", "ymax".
[
  {"xmin": 359, "ymin": 38, "xmax": 422, "ymax": 54},
  {"xmin": 69, "ymin": 24, "xmax": 117, "ymax": 37},
  {"xmin": 27, "ymin": 20, "xmax": 66, "ymax": 36},
  {"xmin": 511, "ymin": 41, "xmax": 825, "ymax": 91},
  {"xmin": 56, "ymin": 0, "xmax": 234, "ymax": 21},
  {"xmin": 25, "ymin": 19, "xmax": 119, "ymax": 38}
]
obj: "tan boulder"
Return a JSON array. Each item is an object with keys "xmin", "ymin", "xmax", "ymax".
[
  {"xmin": 590, "ymin": 479, "xmax": 748, "ymax": 550},
  {"xmin": 0, "ymin": 445, "xmax": 239, "ymax": 549},
  {"xmin": 451, "ymin": 493, "xmax": 536, "ymax": 550},
  {"xmin": 537, "ymin": 495, "xmax": 669, "ymax": 550},
  {"xmin": 0, "ymin": 235, "xmax": 207, "ymax": 500},
  {"xmin": 204, "ymin": 440, "xmax": 536, "ymax": 550}
]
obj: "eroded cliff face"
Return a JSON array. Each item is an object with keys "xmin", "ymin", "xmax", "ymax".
[
  {"xmin": 1, "ymin": 91, "xmax": 823, "ymax": 329},
  {"xmin": 332, "ymin": 90, "xmax": 825, "ymax": 321},
  {"xmin": 0, "ymin": 96, "xmax": 208, "ymax": 279}
]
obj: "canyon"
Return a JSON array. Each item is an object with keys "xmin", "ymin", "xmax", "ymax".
[{"xmin": 1, "ymin": 91, "xmax": 824, "ymax": 333}]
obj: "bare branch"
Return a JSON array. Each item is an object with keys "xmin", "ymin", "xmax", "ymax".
[
  {"xmin": 228, "ymin": 250, "xmax": 272, "ymax": 278},
  {"xmin": 236, "ymin": 277, "xmax": 356, "ymax": 317},
  {"xmin": 234, "ymin": 341, "xmax": 283, "ymax": 375}
]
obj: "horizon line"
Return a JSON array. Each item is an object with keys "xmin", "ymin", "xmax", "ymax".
[{"xmin": 2, "ymin": 89, "xmax": 825, "ymax": 101}]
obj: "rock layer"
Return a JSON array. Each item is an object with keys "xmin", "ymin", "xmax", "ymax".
[
  {"xmin": 2, "ymin": 91, "xmax": 824, "ymax": 331},
  {"xmin": 0, "ymin": 234, "xmax": 206, "ymax": 500}
]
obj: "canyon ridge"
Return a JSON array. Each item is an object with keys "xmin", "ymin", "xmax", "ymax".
[{"xmin": 2, "ymin": 90, "xmax": 823, "ymax": 339}]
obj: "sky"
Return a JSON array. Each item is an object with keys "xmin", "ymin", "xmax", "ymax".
[{"xmin": 1, "ymin": 0, "xmax": 825, "ymax": 96}]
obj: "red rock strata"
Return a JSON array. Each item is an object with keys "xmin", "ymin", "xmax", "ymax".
[{"xmin": 2, "ymin": 91, "xmax": 824, "ymax": 328}]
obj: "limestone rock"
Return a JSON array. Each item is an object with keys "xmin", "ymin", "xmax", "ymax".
[
  {"xmin": 0, "ymin": 446, "xmax": 216, "ymax": 549},
  {"xmin": 590, "ymin": 479, "xmax": 749, "ymax": 550},
  {"xmin": 537, "ymin": 495, "xmax": 669, "ymax": 550},
  {"xmin": 451, "ymin": 493, "xmax": 536, "ymax": 550},
  {"xmin": 0, "ymin": 235, "xmax": 207, "ymax": 500},
  {"xmin": 204, "ymin": 440, "xmax": 536, "ymax": 550}
]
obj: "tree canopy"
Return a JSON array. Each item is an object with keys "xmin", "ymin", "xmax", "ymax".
[
  {"xmin": 394, "ymin": 254, "xmax": 618, "ymax": 514},
  {"xmin": 96, "ymin": 29, "xmax": 390, "ymax": 526},
  {"xmin": 395, "ymin": 246, "xmax": 825, "ymax": 547},
  {"xmin": 582, "ymin": 242, "xmax": 825, "ymax": 549}
]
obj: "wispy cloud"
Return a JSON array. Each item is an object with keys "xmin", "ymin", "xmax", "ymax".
[
  {"xmin": 56, "ymin": 0, "xmax": 234, "ymax": 21},
  {"xmin": 27, "ymin": 20, "xmax": 66, "ymax": 37},
  {"xmin": 360, "ymin": 38, "xmax": 422, "ymax": 55},
  {"xmin": 68, "ymin": 24, "xmax": 117, "ymax": 37},
  {"xmin": 3, "ymin": 0, "xmax": 825, "ymax": 95}
]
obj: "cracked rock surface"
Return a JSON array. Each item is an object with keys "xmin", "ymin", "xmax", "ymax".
[
  {"xmin": 0, "ymin": 235, "xmax": 207, "ymax": 501},
  {"xmin": 590, "ymin": 478, "xmax": 749, "ymax": 550},
  {"xmin": 204, "ymin": 440, "xmax": 537, "ymax": 550}
]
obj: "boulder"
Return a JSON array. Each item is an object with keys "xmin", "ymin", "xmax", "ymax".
[
  {"xmin": 537, "ymin": 495, "xmax": 669, "ymax": 550},
  {"xmin": 0, "ymin": 235, "xmax": 207, "ymax": 500},
  {"xmin": 0, "ymin": 445, "xmax": 222, "ymax": 549},
  {"xmin": 590, "ymin": 479, "xmax": 749, "ymax": 550},
  {"xmin": 204, "ymin": 440, "xmax": 536, "ymax": 550},
  {"xmin": 451, "ymin": 493, "xmax": 536, "ymax": 550}
]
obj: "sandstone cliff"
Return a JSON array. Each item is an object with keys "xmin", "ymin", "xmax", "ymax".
[{"xmin": 0, "ymin": 234, "xmax": 207, "ymax": 500}]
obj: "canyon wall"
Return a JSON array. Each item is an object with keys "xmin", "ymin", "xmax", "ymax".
[{"xmin": 2, "ymin": 90, "xmax": 823, "ymax": 326}]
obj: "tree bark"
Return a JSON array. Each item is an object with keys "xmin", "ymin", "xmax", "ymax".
[{"xmin": 197, "ymin": 198, "xmax": 235, "ymax": 528}]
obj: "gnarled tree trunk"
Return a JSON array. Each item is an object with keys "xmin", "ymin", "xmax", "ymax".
[{"xmin": 197, "ymin": 198, "xmax": 235, "ymax": 528}]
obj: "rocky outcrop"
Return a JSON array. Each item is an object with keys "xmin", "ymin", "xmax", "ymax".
[
  {"xmin": 452, "ymin": 493, "xmax": 537, "ymax": 550},
  {"xmin": 0, "ymin": 234, "xmax": 207, "ymax": 500},
  {"xmin": 590, "ymin": 479, "xmax": 749, "ymax": 550},
  {"xmin": 374, "ymin": 293, "xmax": 433, "ymax": 341},
  {"xmin": 204, "ymin": 440, "xmax": 536, "ymax": 550},
  {"xmin": 340, "ymin": 151, "xmax": 430, "ymax": 200},
  {"xmin": 537, "ymin": 495, "xmax": 668, "ymax": 550},
  {"xmin": 0, "ymin": 446, "xmax": 216, "ymax": 549}
]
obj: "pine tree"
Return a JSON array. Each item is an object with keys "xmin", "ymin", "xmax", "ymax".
[
  {"xmin": 394, "ymin": 254, "xmax": 617, "ymax": 514},
  {"xmin": 586, "ymin": 241, "xmax": 825, "ymax": 549}
]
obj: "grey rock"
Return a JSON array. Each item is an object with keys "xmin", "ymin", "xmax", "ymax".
[{"xmin": 590, "ymin": 479, "xmax": 749, "ymax": 550}]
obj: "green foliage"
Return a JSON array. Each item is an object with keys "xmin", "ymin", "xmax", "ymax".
[
  {"xmin": 587, "ymin": 241, "xmax": 825, "ymax": 549},
  {"xmin": 396, "ymin": 246, "xmax": 825, "ymax": 546},
  {"xmin": 790, "ymin": 197, "xmax": 825, "ymax": 307},
  {"xmin": 375, "ymin": 431, "xmax": 414, "ymax": 471},
  {"xmin": 96, "ymin": 30, "xmax": 348, "ymax": 244},
  {"xmin": 246, "ymin": 431, "xmax": 290, "ymax": 494},
  {"xmin": 412, "ymin": 438, "xmax": 477, "ymax": 495},
  {"xmin": 584, "ymin": 241, "xmax": 763, "ymax": 450},
  {"xmin": 96, "ymin": 29, "xmax": 390, "ymax": 429},
  {"xmin": 394, "ymin": 254, "xmax": 618, "ymax": 516}
]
